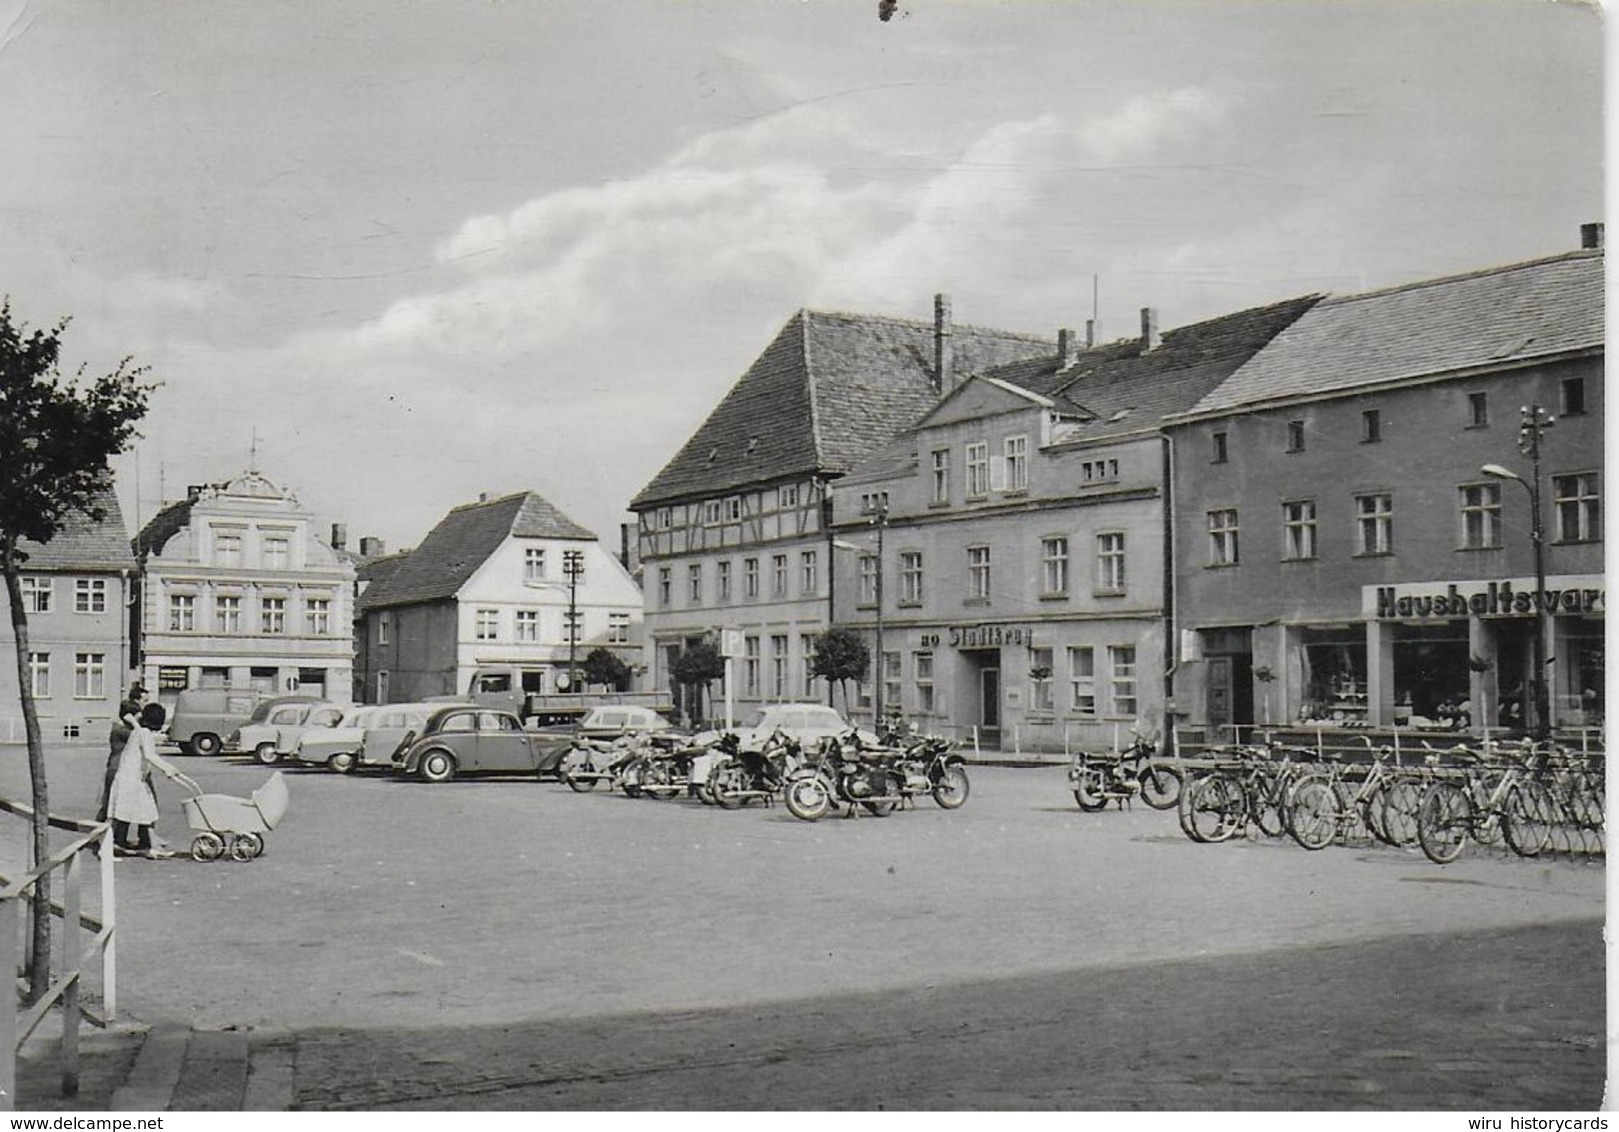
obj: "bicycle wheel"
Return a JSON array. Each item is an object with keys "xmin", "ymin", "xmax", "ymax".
[
  {"xmin": 1248, "ymin": 768, "xmax": 1287, "ymax": 838},
  {"xmin": 1359, "ymin": 779, "xmax": 1393, "ymax": 845},
  {"xmin": 1184, "ymin": 773, "xmax": 1244, "ymax": 843},
  {"xmin": 1378, "ymin": 780, "xmax": 1422, "ymax": 846},
  {"xmin": 1417, "ymin": 783, "xmax": 1472, "ymax": 864},
  {"xmin": 1287, "ymin": 778, "xmax": 1341, "ymax": 850},
  {"xmin": 1502, "ymin": 779, "xmax": 1555, "ymax": 858}
]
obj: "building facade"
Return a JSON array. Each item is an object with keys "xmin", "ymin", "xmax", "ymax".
[
  {"xmin": 134, "ymin": 471, "xmax": 356, "ymax": 707},
  {"xmin": 0, "ymin": 486, "xmax": 136, "ymax": 743},
  {"xmin": 1165, "ymin": 239, "xmax": 1604, "ymax": 741},
  {"xmin": 629, "ymin": 297, "xmax": 1054, "ymax": 725},
  {"xmin": 358, "ymin": 491, "xmax": 645, "ymax": 704},
  {"xmin": 831, "ymin": 298, "xmax": 1320, "ymax": 753}
]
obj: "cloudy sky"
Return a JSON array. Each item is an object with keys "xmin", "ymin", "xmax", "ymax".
[{"xmin": 0, "ymin": 0, "xmax": 1603, "ymax": 553}]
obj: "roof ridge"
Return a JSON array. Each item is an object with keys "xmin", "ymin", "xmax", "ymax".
[
  {"xmin": 802, "ymin": 306, "xmax": 1055, "ymax": 345},
  {"xmin": 447, "ymin": 490, "xmax": 528, "ymax": 514},
  {"xmin": 1319, "ymin": 248, "xmax": 1601, "ymax": 308}
]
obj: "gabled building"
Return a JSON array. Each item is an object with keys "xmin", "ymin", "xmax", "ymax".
[
  {"xmin": 0, "ymin": 485, "xmax": 136, "ymax": 743},
  {"xmin": 1163, "ymin": 230, "xmax": 1605, "ymax": 740},
  {"xmin": 629, "ymin": 297, "xmax": 1054, "ymax": 724},
  {"xmin": 134, "ymin": 470, "xmax": 356, "ymax": 706},
  {"xmin": 831, "ymin": 296, "xmax": 1320, "ymax": 752},
  {"xmin": 358, "ymin": 491, "xmax": 644, "ymax": 704}
]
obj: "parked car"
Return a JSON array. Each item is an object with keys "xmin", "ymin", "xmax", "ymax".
[
  {"xmin": 531, "ymin": 705, "xmax": 682, "ymax": 777},
  {"xmin": 169, "ymin": 690, "xmax": 315, "ymax": 756},
  {"xmin": 230, "ymin": 701, "xmax": 348, "ymax": 765},
  {"xmin": 687, "ymin": 703, "xmax": 879, "ymax": 784},
  {"xmin": 292, "ymin": 703, "xmax": 438, "ymax": 773},
  {"xmin": 393, "ymin": 706, "xmax": 548, "ymax": 782}
]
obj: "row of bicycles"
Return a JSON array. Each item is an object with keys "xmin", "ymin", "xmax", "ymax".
[
  {"xmin": 552, "ymin": 726, "xmax": 971, "ymax": 822},
  {"xmin": 1169, "ymin": 734, "xmax": 1605, "ymax": 863}
]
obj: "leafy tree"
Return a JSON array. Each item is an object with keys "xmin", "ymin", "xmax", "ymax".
[
  {"xmin": 670, "ymin": 640, "xmax": 725, "ymax": 725},
  {"xmin": 809, "ymin": 626, "xmax": 870, "ymax": 715},
  {"xmin": 580, "ymin": 647, "xmax": 632, "ymax": 692},
  {"xmin": 0, "ymin": 302, "xmax": 153, "ymax": 1002}
]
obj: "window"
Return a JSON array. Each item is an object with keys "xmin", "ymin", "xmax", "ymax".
[
  {"xmin": 1108, "ymin": 646, "xmax": 1138, "ymax": 716},
  {"xmin": 1286, "ymin": 420, "xmax": 1306, "ymax": 452},
  {"xmin": 882, "ymin": 651, "xmax": 902, "ymax": 712},
  {"xmin": 781, "ymin": 484, "xmax": 800, "ymax": 509},
  {"xmin": 655, "ymin": 508, "xmax": 672, "ymax": 530},
  {"xmin": 216, "ymin": 594, "xmax": 241, "ymax": 633},
  {"xmin": 914, "ymin": 652, "xmax": 935, "ymax": 714},
  {"xmin": 744, "ymin": 558, "xmax": 759, "ymax": 599},
  {"xmin": 476, "ymin": 608, "xmax": 499, "ymax": 641},
  {"xmin": 1095, "ymin": 533, "xmax": 1125, "ymax": 594},
  {"xmin": 1561, "ymin": 377, "xmax": 1586, "ymax": 416},
  {"xmin": 168, "ymin": 593, "xmax": 195, "ymax": 632},
  {"xmin": 74, "ymin": 579, "xmax": 106, "ymax": 614},
  {"xmin": 563, "ymin": 610, "xmax": 582, "ymax": 644},
  {"xmin": 687, "ymin": 563, "xmax": 703, "ymax": 604},
  {"xmin": 1030, "ymin": 647, "xmax": 1054, "ymax": 712},
  {"xmin": 930, "ymin": 449, "xmax": 951, "ymax": 504},
  {"xmin": 378, "ymin": 612, "xmax": 391, "ymax": 645},
  {"xmin": 1208, "ymin": 509, "xmax": 1239, "ymax": 567},
  {"xmin": 859, "ymin": 492, "xmax": 889, "ymax": 516},
  {"xmin": 1004, "ymin": 435, "xmax": 1029, "ymax": 490},
  {"xmin": 74, "ymin": 652, "xmax": 105, "ymax": 699},
  {"xmin": 744, "ymin": 636, "xmax": 760, "ymax": 696},
  {"xmin": 1459, "ymin": 484, "xmax": 1502, "ymax": 549},
  {"xmin": 657, "ymin": 567, "xmax": 672, "ymax": 607},
  {"xmin": 1282, "ymin": 500, "xmax": 1317, "ymax": 561},
  {"xmin": 771, "ymin": 635, "xmax": 789, "ymax": 697},
  {"xmin": 1080, "ymin": 459, "xmax": 1119, "ymax": 484},
  {"xmin": 524, "ymin": 547, "xmax": 546, "ymax": 581},
  {"xmin": 20, "ymin": 577, "xmax": 51, "ymax": 614},
  {"xmin": 305, "ymin": 598, "xmax": 331, "ymax": 635},
  {"xmin": 800, "ymin": 551, "xmax": 818, "ymax": 596},
  {"xmin": 1361, "ymin": 409, "xmax": 1382, "ymax": 443},
  {"xmin": 1554, "ymin": 473, "xmax": 1600, "ymax": 542},
  {"xmin": 801, "ymin": 633, "xmax": 819, "ymax": 697},
  {"xmin": 858, "ymin": 554, "xmax": 878, "ymax": 605},
  {"xmin": 28, "ymin": 653, "xmax": 49, "ymax": 698},
  {"xmin": 1467, "ymin": 392, "xmax": 1489, "ymax": 428},
  {"xmin": 561, "ymin": 550, "xmax": 585, "ymax": 583},
  {"xmin": 703, "ymin": 500, "xmax": 723, "ymax": 526},
  {"xmin": 1041, "ymin": 536, "xmax": 1069, "ymax": 596},
  {"xmin": 1356, "ymin": 494, "xmax": 1393, "ymax": 555},
  {"xmin": 771, "ymin": 553, "xmax": 788, "ymax": 596},
  {"xmin": 263, "ymin": 536, "xmax": 290, "ymax": 569},
  {"xmin": 1068, "ymin": 647, "xmax": 1096, "ymax": 716},
  {"xmin": 725, "ymin": 496, "xmax": 743, "ymax": 522},
  {"xmin": 967, "ymin": 545, "xmax": 991, "ymax": 600},
  {"xmin": 717, "ymin": 561, "xmax": 732, "ymax": 602},
  {"xmin": 214, "ymin": 533, "xmax": 242, "ymax": 567},
  {"xmin": 608, "ymin": 612, "xmax": 631, "ymax": 644},
  {"xmin": 966, "ymin": 442, "xmax": 989, "ymax": 497},
  {"xmin": 511, "ymin": 610, "xmax": 537, "ymax": 642},
  {"xmin": 260, "ymin": 599, "xmax": 286, "ymax": 634},
  {"xmin": 1211, "ymin": 432, "xmax": 1228, "ymax": 463},
  {"xmin": 899, "ymin": 551, "xmax": 923, "ymax": 605}
]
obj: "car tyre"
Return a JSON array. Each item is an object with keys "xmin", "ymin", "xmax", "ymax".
[
  {"xmin": 327, "ymin": 751, "xmax": 356, "ymax": 774},
  {"xmin": 419, "ymin": 749, "xmax": 457, "ymax": 783},
  {"xmin": 254, "ymin": 742, "xmax": 279, "ymax": 766},
  {"xmin": 191, "ymin": 733, "xmax": 221, "ymax": 757}
]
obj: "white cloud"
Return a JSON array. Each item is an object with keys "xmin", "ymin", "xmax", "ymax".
[{"xmin": 1078, "ymin": 87, "xmax": 1228, "ymax": 164}]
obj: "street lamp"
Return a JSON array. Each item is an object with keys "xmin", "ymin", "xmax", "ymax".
[
  {"xmin": 831, "ymin": 495, "xmax": 888, "ymax": 729},
  {"xmin": 1481, "ymin": 402, "xmax": 1556, "ymax": 740},
  {"xmin": 562, "ymin": 549, "xmax": 585, "ymax": 691}
]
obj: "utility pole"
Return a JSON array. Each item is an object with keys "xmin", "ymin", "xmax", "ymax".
[
  {"xmin": 563, "ymin": 549, "xmax": 585, "ymax": 691},
  {"xmin": 872, "ymin": 496, "xmax": 887, "ymax": 730}
]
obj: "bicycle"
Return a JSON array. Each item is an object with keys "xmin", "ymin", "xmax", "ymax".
[{"xmin": 1415, "ymin": 742, "xmax": 1547, "ymax": 863}]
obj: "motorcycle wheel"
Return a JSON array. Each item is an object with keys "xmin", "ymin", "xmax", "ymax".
[
  {"xmin": 1072, "ymin": 766, "xmax": 1108, "ymax": 812},
  {"xmin": 784, "ymin": 776, "xmax": 831, "ymax": 821},
  {"xmin": 931, "ymin": 766, "xmax": 970, "ymax": 809},
  {"xmin": 1139, "ymin": 763, "xmax": 1182, "ymax": 810},
  {"xmin": 709, "ymin": 757, "xmax": 747, "ymax": 810}
]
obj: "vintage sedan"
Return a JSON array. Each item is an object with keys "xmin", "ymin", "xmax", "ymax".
[
  {"xmin": 231, "ymin": 701, "xmax": 348, "ymax": 765},
  {"xmin": 292, "ymin": 702, "xmax": 438, "ymax": 773},
  {"xmin": 393, "ymin": 706, "xmax": 547, "ymax": 783}
]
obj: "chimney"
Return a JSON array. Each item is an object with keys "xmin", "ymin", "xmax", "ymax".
[
  {"xmin": 1085, "ymin": 319, "xmax": 1097, "ymax": 348},
  {"xmin": 478, "ymin": 492, "xmax": 490, "ymax": 503},
  {"xmin": 359, "ymin": 536, "xmax": 386, "ymax": 558},
  {"xmin": 1581, "ymin": 222, "xmax": 1604, "ymax": 250},
  {"xmin": 934, "ymin": 293, "xmax": 954, "ymax": 393},
  {"xmin": 330, "ymin": 523, "xmax": 347, "ymax": 551},
  {"xmin": 1140, "ymin": 307, "xmax": 1160, "ymax": 352},
  {"xmin": 1057, "ymin": 328, "xmax": 1079, "ymax": 369},
  {"xmin": 620, "ymin": 522, "xmax": 635, "ymax": 571},
  {"xmin": 187, "ymin": 484, "xmax": 205, "ymax": 501}
]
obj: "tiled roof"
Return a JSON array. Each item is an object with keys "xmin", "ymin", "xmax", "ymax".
[
  {"xmin": 17, "ymin": 485, "xmax": 134, "ymax": 572},
  {"xmin": 355, "ymin": 551, "xmax": 411, "ymax": 613},
  {"xmin": 134, "ymin": 497, "xmax": 195, "ymax": 559},
  {"xmin": 630, "ymin": 308, "xmax": 1053, "ymax": 508},
  {"xmin": 365, "ymin": 491, "xmax": 595, "ymax": 609},
  {"xmin": 1177, "ymin": 250, "xmax": 1604, "ymax": 420},
  {"xmin": 976, "ymin": 294, "xmax": 1325, "ymax": 445}
]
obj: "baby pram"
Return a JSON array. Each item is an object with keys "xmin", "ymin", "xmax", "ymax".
[{"xmin": 180, "ymin": 772, "xmax": 288, "ymax": 861}]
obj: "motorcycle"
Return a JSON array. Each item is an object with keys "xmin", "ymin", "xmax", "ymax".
[
  {"xmin": 557, "ymin": 733, "xmax": 657, "ymax": 793},
  {"xmin": 1068, "ymin": 734, "xmax": 1181, "ymax": 812},
  {"xmin": 615, "ymin": 735, "xmax": 705, "ymax": 800},
  {"xmin": 706, "ymin": 728, "xmax": 800, "ymax": 809},
  {"xmin": 783, "ymin": 730, "xmax": 969, "ymax": 821}
]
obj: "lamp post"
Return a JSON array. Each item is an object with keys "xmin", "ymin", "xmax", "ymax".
[
  {"xmin": 562, "ymin": 549, "xmax": 585, "ymax": 691},
  {"xmin": 831, "ymin": 495, "xmax": 888, "ymax": 729},
  {"xmin": 1481, "ymin": 403, "xmax": 1556, "ymax": 740}
]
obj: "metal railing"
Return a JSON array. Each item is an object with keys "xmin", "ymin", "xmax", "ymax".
[{"xmin": 0, "ymin": 799, "xmax": 118, "ymax": 1110}]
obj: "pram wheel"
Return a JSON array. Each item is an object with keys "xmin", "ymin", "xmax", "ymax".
[
  {"xmin": 191, "ymin": 833, "xmax": 225, "ymax": 862},
  {"xmin": 230, "ymin": 833, "xmax": 264, "ymax": 861}
]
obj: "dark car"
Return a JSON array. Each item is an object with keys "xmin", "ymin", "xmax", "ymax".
[{"xmin": 393, "ymin": 706, "xmax": 545, "ymax": 783}]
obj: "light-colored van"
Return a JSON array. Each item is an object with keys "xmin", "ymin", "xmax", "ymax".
[{"xmin": 168, "ymin": 690, "xmax": 309, "ymax": 756}]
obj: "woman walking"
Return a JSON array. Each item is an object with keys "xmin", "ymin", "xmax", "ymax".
[{"xmin": 108, "ymin": 702, "xmax": 196, "ymax": 858}]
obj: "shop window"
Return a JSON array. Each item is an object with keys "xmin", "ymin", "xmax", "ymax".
[
  {"xmin": 1553, "ymin": 473, "xmax": 1600, "ymax": 542},
  {"xmin": 1392, "ymin": 622, "xmax": 1471, "ymax": 729},
  {"xmin": 1295, "ymin": 629, "xmax": 1367, "ymax": 726},
  {"xmin": 1286, "ymin": 420, "xmax": 1306, "ymax": 453},
  {"xmin": 1030, "ymin": 647, "xmax": 1054, "ymax": 713},
  {"xmin": 1282, "ymin": 500, "xmax": 1317, "ymax": 561},
  {"xmin": 1561, "ymin": 377, "xmax": 1586, "ymax": 417},
  {"xmin": 1467, "ymin": 392, "xmax": 1489, "ymax": 428},
  {"xmin": 1355, "ymin": 494, "xmax": 1393, "ymax": 556},
  {"xmin": 1561, "ymin": 621, "xmax": 1605, "ymax": 728},
  {"xmin": 1211, "ymin": 431, "xmax": 1228, "ymax": 464},
  {"xmin": 1207, "ymin": 509, "xmax": 1239, "ymax": 567},
  {"xmin": 1459, "ymin": 483, "xmax": 1502, "ymax": 549},
  {"xmin": 1361, "ymin": 409, "xmax": 1382, "ymax": 443},
  {"xmin": 1067, "ymin": 646, "xmax": 1096, "ymax": 716},
  {"xmin": 1041, "ymin": 537, "xmax": 1069, "ymax": 596}
]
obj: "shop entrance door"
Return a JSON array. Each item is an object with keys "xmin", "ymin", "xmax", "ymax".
[
  {"xmin": 980, "ymin": 666, "xmax": 1001, "ymax": 746},
  {"xmin": 1205, "ymin": 654, "xmax": 1255, "ymax": 741}
]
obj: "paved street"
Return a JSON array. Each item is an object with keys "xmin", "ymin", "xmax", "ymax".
[{"xmin": 0, "ymin": 744, "xmax": 1605, "ymax": 1109}]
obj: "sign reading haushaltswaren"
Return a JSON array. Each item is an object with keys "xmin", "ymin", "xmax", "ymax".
[{"xmin": 1363, "ymin": 575, "xmax": 1605, "ymax": 620}]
